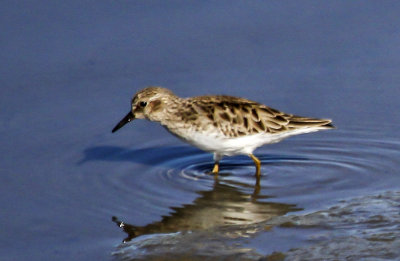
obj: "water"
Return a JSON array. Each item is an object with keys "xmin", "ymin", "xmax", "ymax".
[
  {"xmin": 105, "ymin": 127, "xmax": 400, "ymax": 260},
  {"xmin": 1, "ymin": 1, "xmax": 400, "ymax": 260}
]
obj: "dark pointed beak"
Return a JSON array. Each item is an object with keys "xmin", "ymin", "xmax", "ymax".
[{"xmin": 112, "ymin": 111, "xmax": 134, "ymax": 133}]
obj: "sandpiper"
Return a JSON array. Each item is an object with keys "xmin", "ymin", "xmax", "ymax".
[{"xmin": 112, "ymin": 87, "xmax": 334, "ymax": 178}]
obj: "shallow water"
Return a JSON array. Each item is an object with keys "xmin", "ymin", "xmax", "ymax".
[
  {"xmin": 99, "ymin": 126, "xmax": 400, "ymax": 260},
  {"xmin": 2, "ymin": 1, "xmax": 400, "ymax": 260}
]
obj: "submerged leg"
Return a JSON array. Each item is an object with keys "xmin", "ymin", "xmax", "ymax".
[
  {"xmin": 249, "ymin": 154, "xmax": 261, "ymax": 178},
  {"xmin": 211, "ymin": 153, "xmax": 222, "ymax": 174},
  {"xmin": 212, "ymin": 161, "xmax": 219, "ymax": 174}
]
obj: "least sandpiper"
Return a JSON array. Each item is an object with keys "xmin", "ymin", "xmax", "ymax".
[{"xmin": 112, "ymin": 87, "xmax": 334, "ymax": 178}]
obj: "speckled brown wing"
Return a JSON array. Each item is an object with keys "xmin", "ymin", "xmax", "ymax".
[
  {"xmin": 189, "ymin": 95, "xmax": 333, "ymax": 138},
  {"xmin": 255, "ymin": 105, "xmax": 334, "ymax": 134}
]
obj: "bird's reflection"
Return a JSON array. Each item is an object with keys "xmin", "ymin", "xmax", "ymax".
[{"xmin": 113, "ymin": 179, "xmax": 301, "ymax": 242}]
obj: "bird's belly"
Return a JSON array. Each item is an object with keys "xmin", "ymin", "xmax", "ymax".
[
  {"xmin": 166, "ymin": 124, "xmax": 325, "ymax": 156},
  {"xmin": 172, "ymin": 126, "xmax": 326, "ymax": 156},
  {"xmin": 176, "ymin": 131, "xmax": 276, "ymax": 156}
]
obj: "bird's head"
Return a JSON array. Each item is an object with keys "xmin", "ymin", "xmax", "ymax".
[{"xmin": 112, "ymin": 87, "xmax": 176, "ymax": 133}]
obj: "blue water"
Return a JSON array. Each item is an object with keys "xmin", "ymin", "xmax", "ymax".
[{"xmin": 1, "ymin": 1, "xmax": 400, "ymax": 260}]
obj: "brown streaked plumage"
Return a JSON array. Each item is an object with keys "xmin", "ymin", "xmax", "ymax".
[{"xmin": 112, "ymin": 86, "xmax": 334, "ymax": 179}]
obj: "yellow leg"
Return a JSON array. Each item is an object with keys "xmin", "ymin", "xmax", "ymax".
[
  {"xmin": 249, "ymin": 154, "xmax": 261, "ymax": 178},
  {"xmin": 212, "ymin": 161, "xmax": 219, "ymax": 174}
]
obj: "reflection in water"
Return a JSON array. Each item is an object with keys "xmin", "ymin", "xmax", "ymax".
[{"xmin": 113, "ymin": 179, "xmax": 301, "ymax": 243}]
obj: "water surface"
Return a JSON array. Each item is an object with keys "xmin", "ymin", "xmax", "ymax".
[{"xmin": 1, "ymin": 1, "xmax": 400, "ymax": 260}]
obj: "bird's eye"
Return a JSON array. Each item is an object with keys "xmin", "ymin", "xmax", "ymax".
[{"xmin": 139, "ymin": 101, "xmax": 147, "ymax": 107}]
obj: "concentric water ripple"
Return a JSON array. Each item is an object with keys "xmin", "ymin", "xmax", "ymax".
[
  {"xmin": 72, "ymin": 124, "xmax": 400, "ymax": 259},
  {"xmin": 110, "ymin": 122, "xmax": 400, "ymax": 259},
  {"xmin": 85, "ymin": 125, "xmax": 399, "ymax": 231}
]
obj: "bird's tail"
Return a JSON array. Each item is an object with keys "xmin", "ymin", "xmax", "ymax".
[{"xmin": 287, "ymin": 116, "xmax": 335, "ymax": 130}]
